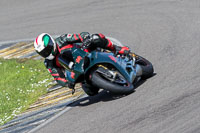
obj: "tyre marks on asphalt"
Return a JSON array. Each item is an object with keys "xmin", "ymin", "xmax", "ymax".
[{"xmin": 0, "ymin": 42, "xmax": 85, "ymax": 133}]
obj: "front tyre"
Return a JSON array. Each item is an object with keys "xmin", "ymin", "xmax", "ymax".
[{"xmin": 90, "ymin": 65, "xmax": 134, "ymax": 94}]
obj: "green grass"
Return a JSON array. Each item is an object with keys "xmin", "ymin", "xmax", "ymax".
[{"xmin": 0, "ymin": 58, "xmax": 53, "ymax": 125}]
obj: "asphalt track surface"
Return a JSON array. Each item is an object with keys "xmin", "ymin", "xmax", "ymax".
[{"xmin": 1, "ymin": 0, "xmax": 200, "ymax": 133}]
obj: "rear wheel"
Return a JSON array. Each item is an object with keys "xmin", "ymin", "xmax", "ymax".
[
  {"xmin": 90, "ymin": 65, "xmax": 134, "ymax": 94},
  {"xmin": 81, "ymin": 83, "xmax": 99, "ymax": 96}
]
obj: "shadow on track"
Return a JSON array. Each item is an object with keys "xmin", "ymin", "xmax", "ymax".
[
  {"xmin": 69, "ymin": 75, "xmax": 156, "ymax": 107},
  {"xmin": 70, "ymin": 90, "xmax": 126, "ymax": 107}
]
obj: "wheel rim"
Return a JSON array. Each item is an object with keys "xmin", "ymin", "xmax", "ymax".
[{"xmin": 96, "ymin": 67, "xmax": 128, "ymax": 86}]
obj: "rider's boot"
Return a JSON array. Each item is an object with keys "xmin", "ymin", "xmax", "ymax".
[{"xmin": 114, "ymin": 45, "xmax": 130, "ymax": 55}]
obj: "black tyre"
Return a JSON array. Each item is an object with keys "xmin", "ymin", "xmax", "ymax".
[
  {"xmin": 81, "ymin": 82, "xmax": 99, "ymax": 96},
  {"xmin": 90, "ymin": 66, "xmax": 134, "ymax": 94},
  {"xmin": 136, "ymin": 55, "xmax": 154, "ymax": 79}
]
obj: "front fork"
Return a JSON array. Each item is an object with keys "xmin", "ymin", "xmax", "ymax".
[
  {"xmin": 135, "ymin": 64, "xmax": 142, "ymax": 77},
  {"xmin": 132, "ymin": 64, "xmax": 142, "ymax": 85},
  {"xmin": 132, "ymin": 53, "xmax": 143, "ymax": 84},
  {"xmin": 130, "ymin": 52, "xmax": 142, "ymax": 76}
]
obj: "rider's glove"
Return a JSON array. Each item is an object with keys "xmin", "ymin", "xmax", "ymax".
[{"xmin": 82, "ymin": 34, "xmax": 92, "ymax": 49}]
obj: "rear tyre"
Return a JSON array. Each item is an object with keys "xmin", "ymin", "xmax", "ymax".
[
  {"xmin": 81, "ymin": 83, "xmax": 99, "ymax": 96},
  {"xmin": 136, "ymin": 55, "xmax": 154, "ymax": 79}
]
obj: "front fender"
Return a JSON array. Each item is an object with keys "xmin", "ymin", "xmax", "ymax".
[{"xmin": 85, "ymin": 52, "xmax": 136, "ymax": 83}]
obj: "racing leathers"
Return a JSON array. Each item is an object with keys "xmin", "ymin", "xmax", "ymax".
[{"xmin": 44, "ymin": 32, "xmax": 130, "ymax": 89}]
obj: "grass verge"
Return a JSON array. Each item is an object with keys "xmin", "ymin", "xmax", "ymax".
[{"xmin": 0, "ymin": 58, "xmax": 53, "ymax": 125}]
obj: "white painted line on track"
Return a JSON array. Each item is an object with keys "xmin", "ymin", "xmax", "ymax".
[{"xmin": 28, "ymin": 95, "xmax": 88, "ymax": 133}]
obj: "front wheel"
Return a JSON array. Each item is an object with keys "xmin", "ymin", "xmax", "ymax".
[{"xmin": 90, "ymin": 65, "xmax": 135, "ymax": 94}]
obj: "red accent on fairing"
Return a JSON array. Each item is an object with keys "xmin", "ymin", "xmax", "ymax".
[
  {"xmin": 107, "ymin": 39, "xmax": 115, "ymax": 50},
  {"xmin": 74, "ymin": 34, "xmax": 78, "ymax": 40},
  {"xmin": 54, "ymin": 78, "xmax": 67, "ymax": 82},
  {"xmin": 36, "ymin": 36, "xmax": 39, "ymax": 45},
  {"xmin": 71, "ymin": 72, "xmax": 75, "ymax": 79},
  {"xmin": 48, "ymin": 69, "xmax": 52, "ymax": 73},
  {"xmin": 84, "ymin": 49, "xmax": 89, "ymax": 52},
  {"xmin": 109, "ymin": 55, "xmax": 117, "ymax": 62},
  {"xmin": 118, "ymin": 47, "xmax": 129, "ymax": 54},
  {"xmin": 52, "ymin": 73, "xmax": 59, "ymax": 76},
  {"xmin": 99, "ymin": 33, "xmax": 105, "ymax": 39},
  {"xmin": 76, "ymin": 56, "xmax": 82, "ymax": 63},
  {"xmin": 56, "ymin": 55, "xmax": 62, "ymax": 67},
  {"xmin": 78, "ymin": 34, "xmax": 83, "ymax": 42}
]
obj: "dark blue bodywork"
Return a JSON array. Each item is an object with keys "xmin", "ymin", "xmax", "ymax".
[{"xmin": 69, "ymin": 47, "xmax": 137, "ymax": 84}]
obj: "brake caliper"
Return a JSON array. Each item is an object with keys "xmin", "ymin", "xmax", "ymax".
[{"xmin": 97, "ymin": 65, "xmax": 112, "ymax": 77}]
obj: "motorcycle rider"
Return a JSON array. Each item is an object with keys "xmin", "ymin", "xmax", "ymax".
[{"xmin": 34, "ymin": 32, "xmax": 130, "ymax": 93}]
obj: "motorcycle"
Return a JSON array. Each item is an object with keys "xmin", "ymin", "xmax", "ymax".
[{"xmin": 58, "ymin": 40, "xmax": 154, "ymax": 96}]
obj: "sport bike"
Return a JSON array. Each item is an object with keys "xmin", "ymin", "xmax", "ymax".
[{"xmin": 58, "ymin": 40, "xmax": 154, "ymax": 96}]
